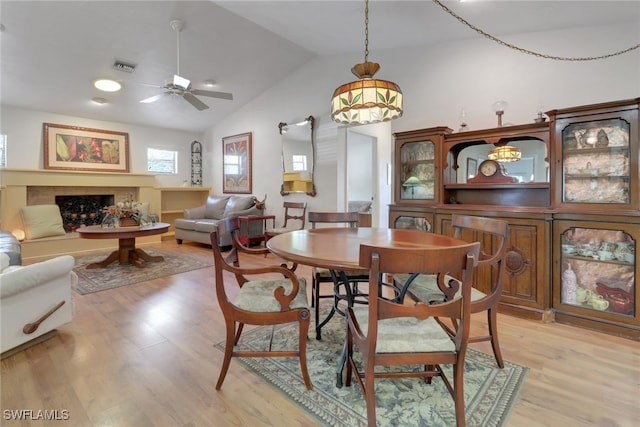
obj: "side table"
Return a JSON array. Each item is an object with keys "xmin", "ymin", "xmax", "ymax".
[{"xmin": 237, "ymin": 215, "xmax": 276, "ymax": 246}]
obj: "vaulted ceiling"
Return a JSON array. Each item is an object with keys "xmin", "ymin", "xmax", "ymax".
[{"xmin": 1, "ymin": 1, "xmax": 638, "ymax": 133}]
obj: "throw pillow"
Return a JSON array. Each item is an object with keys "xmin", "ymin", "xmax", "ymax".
[
  {"xmin": 204, "ymin": 196, "xmax": 230, "ymax": 219},
  {"xmin": 224, "ymin": 195, "xmax": 256, "ymax": 217},
  {"xmin": 20, "ymin": 205, "xmax": 66, "ymax": 240}
]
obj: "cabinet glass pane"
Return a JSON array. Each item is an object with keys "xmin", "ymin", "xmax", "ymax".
[
  {"xmin": 393, "ymin": 216, "xmax": 431, "ymax": 231},
  {"xmin": 399, "ymin": 141, "xmax": 435, "ymax": 200},
  {"xmin": 562, "ymin": 118, "xmax": 630, "ymax": 204},
  {"xmin": 561, "ymin": 227, "xmax": 635, "ymax": 316}
]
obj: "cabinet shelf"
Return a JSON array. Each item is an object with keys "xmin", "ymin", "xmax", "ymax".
[
  {"xmin": 562, "ymin": 254, "xmax": 634, "ymax": 266},
  {"xmin": 564, "ymin": 146, "xmax": 628, "ymax": 155},
  {"xmin": 565, "ymin": 174, "xmax": 628, "ymax": 180}
]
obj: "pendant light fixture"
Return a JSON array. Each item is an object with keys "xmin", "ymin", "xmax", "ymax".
[
  {"xmin": 330, "ymin": 0, "xmax": 403, "ymax": 125},
  {"xmin": 488, "ymin": 145, "xmax": 522, "ymax": 163}
]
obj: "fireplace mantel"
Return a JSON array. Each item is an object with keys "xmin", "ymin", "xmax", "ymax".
[{"xmin": 0, "ymin": 169, "xmax": 161, "ymax": 262}]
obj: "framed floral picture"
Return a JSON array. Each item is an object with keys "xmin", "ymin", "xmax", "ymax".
[
  {"xmin": 43, "ymin": 123, "xmax": 130, "ymax": 172},
  {"xmin": 222, "ymin": 132, "xmax": 252, "ymax": 194}
]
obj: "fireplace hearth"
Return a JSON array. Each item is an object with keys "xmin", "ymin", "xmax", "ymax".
[{"xmin": 55, "ymin": 195, "xmax": 114, "ymax": 231}]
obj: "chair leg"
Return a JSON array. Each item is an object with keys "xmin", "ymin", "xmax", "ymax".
[
  {"xmin": 452, "ymin": 363, "xmax": 467, "ymax": 427},
  {"xmin": 364, "ymin": 363, "xmax": 377, "ymax": 427},
  {"xmin": 298, "ymin": 315, "xmax": 313, "ymax": 390},
  {"xmin": 487, "ymin": 308, "xmax": 504, "ymax": 369},
  {"xmin": 216, "ymin": 321, "xmax": 236, "ymax": 390},
  {"xmin": 234, "ymin": 322, "xmax": 244, "ymax": 345}
]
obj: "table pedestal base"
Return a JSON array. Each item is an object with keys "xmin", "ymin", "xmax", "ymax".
[{"xmin": 86, "ymin": 238, "xmax": 164, "ymax": 269}]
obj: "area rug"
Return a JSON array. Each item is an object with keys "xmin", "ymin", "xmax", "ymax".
[
  {"xmin": 215, "ymin": 304, "xmax": 527, "ymax": 427},
  {"xmin": 73, "ymin": 247, "xmax": 212, "ymax": 295}
]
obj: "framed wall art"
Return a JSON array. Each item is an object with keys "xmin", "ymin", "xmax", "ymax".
[
  {"xmin": 222, "ymin": 132, "xmax": 252, "ymax": 194},
  {"xmin": 43, "ymin": 123, "xmax": 130, "ymax": 172},
  {"xmin": 466, "ymin": 157, "xmax": 477, "ymax": 179}
]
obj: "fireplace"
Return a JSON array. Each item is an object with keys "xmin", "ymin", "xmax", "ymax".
[{"xmin": 55, "ymin": 194, "xmax": 114, "ymax": 231}]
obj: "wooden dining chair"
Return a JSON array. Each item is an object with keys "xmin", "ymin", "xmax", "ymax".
[
  {"xmin": 395, "ymin": 214, "xmax": 509, "ymax": 368},
  {"xmin": 210, "ymin": 217, "xmax": 312, "ymax": 390},
  {"xmin": 308, "ymin": 211, "xmax": 369, "ymax": 340},
  {"xmin": 346, "ymin": 241, "xmax": 480, "ymax": 427},
  {"xmin": 265, "ymin": 201, "xmax": 307, "ymax": 240}
]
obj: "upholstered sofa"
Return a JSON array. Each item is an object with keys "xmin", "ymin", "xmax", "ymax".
[
  {"xmin": 1, "ymin": 252, "xmax": 76, "ymax": 356},
  {"xmin": 0, "ymin": 231, "xmax": 22, "ymax": 266},
  {"xmin": 174, "ymin": 195, "xmax": 264, "ymax": 247}
]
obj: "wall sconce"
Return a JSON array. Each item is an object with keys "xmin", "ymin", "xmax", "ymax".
[
  {"xmin": 492, "ymin": 100, "xmax": 508, "ymax": 127},
  {"xmin": 278, "ymin": 122, "xmax": 288, "ymax": 135}
]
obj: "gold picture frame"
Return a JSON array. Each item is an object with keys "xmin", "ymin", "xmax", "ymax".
[
  {"xmin": 222, "ymin": 132, "xmax": 252, "ymax": 194},
  {"xmin": 43, "ymin": 123, "xmax": 130, "ymax": 172}
]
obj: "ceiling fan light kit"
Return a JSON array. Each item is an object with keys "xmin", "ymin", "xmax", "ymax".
[{"xmin": 139, "ymin": 19, "xmax": 233, "ymax": 111}]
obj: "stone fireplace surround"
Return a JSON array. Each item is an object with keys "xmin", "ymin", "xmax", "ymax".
[{"xmin": 0, "ymin": 169, "xmax": 160, "ymax": 262}]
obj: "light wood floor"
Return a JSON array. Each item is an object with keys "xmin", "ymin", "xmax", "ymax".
[{"xmin": 2, "ymin": 241, "xmax": 639, "ymax": 427}]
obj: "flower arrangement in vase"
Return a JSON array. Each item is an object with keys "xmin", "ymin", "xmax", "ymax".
[{"xmin": 101, "ymin": 193, "xmax": 146, "ymax": 228}]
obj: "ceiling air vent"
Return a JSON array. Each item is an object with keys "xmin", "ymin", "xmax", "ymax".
[{"xmin": 112, "ymin": 60, "xmax": 136, "ymax": 74}]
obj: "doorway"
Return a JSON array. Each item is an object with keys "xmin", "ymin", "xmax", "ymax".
[{"xmin": 346, "ymin": 129, "xmax": 375, "ymax": 219}]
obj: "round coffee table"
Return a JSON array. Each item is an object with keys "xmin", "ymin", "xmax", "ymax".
[{"xmin": 77, "ymin": 222, "xmax": 169, "ymax": 269}]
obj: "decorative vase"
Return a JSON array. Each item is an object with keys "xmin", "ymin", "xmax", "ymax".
[
  {"xmin": 561, "ymin": 263, "xmax": 577, "ymax": 305},
  {"xmin": 120, "ymin": 216, "xmax": 139, "ymax": 227}
]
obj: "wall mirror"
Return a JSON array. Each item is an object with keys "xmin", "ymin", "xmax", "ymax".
[
  {"xmin": 279, "ymin": 115, "xmax": 316, "ymax": 196},
  {"xmin": 457, "ymin": 138, "xmax": 549, "ymax": 183}
]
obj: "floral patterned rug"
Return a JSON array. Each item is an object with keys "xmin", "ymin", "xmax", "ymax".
[
  {"xmin": 215, "ymin": 304, "xmax": 527, "ymax": 427},
  {"xmin": 72, "ymin": 247, "xmax": 212, "ymax": 294}
]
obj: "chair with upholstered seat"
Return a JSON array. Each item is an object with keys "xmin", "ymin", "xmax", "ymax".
[
  {"xmin": 308, "ymin": 211, "xmax": 369, "ymax": 340},
  {"xmin": 346, "ymin": 241, "xmax": 480, "ymax": 427},
  {"xmin": 210, "ymin": 217, "xmax": 312, "ymax": 390},
  {"xmin": 395, "ymin": 214, "xmax": 509, "ymax": 368},
  {"xmin": 265, "ymin": 201, "xmax": 307, "ymax": 240}
]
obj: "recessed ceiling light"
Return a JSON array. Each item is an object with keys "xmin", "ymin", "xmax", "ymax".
[
  {"xmin": 94, "ymin": 79, "xmax": 122, "ymax": 92},
  {"xmin": 203, "ymin": 79, "xmax": 216, "ymax": 87},
  {"xmin": 91, "ymin": 97, "xmax": 108, "ymax": 105}
]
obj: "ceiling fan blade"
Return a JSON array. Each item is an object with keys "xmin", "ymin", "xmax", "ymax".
[
  {"xmin": 173, "ymin": 74, "xmax": 190, "ymax": 90},
  {"xmin": 192, "ymin": 89, "xmax": 233, "ymax": 100},
  {"xmin": 140, "ymin": 93, "xmax": 170, "ymax": 104},
  {"xmin": 182, "ymin": 93, "xmax": 209, "ymax": 111}
]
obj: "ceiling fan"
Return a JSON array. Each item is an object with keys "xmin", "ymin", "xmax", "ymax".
[{"xmin": 140, "ymin": 19, "xmax": 233, "ymax": 111}]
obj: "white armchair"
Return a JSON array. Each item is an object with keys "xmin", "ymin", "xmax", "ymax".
[{"xmin": 1, "ymin": 253, "xmax": 76, "ymax": 355}]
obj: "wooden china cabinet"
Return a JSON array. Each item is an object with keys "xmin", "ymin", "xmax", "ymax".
[
  {"xmin": 547, "ymin": 99, "xmax": 639, "ymax": 339},
  {"xmin": 389, "ymin": 98, "xmax": 640, "ymax": 339}
]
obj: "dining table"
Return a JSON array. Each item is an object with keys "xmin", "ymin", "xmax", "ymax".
[{"xmin": 266, "ymin": 227, "xmax": 470, "ymax": 386}]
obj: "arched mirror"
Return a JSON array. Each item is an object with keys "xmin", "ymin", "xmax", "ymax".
[{"xmin": 279, "ymin": 115, "xmax": 316, "ymax": 196}]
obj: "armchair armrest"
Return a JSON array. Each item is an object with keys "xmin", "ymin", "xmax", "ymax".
[
  {"xmin": 1, "ymin": 255, "xmax": 76, "ymax": 298},
  {"xmin": 183, "ymin": 205, "xmax": 206, "ymax": 219}
]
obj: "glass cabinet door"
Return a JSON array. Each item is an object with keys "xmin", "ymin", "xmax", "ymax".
[
  {"xmin": 559, "ymin": 226, "xmax": 635, "ymax": 317},
  {"xmin": 398, "ymin": 140, "xmax": 435, "ymax": 201},
  {"xmin": 562, "ymin": 118, "xmax": 630, "ymax": 204}
]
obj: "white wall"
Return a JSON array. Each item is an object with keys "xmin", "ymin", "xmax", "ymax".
[
  {"xmin": 210, "ymin": 21, "xmax": 639, "ymax": 223},
  {"xmin": 0, "ymin": 107, "xmax": 201, "ymax": 187},
  {"xmin": 2, "ymin": 22, "xmax": 638, "ymax": 223}
]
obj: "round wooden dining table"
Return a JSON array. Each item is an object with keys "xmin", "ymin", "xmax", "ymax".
[
  {"xmin": 267, "ymin": 227, "xmax": 470, "ymax": 386},
  {"xmin": 267, "ymin": 227, "xmax": 469, "ymax": 270}
]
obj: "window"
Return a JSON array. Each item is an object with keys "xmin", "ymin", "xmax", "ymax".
[
  {"xmin": 224, "ymin": 154, "xmax": 241, "ymax": 175},
  {"xmin": 147, "ymin": 148, "xmax": 178, "ymax": 174},
  {"xmin": 0, "ymin": 135, "xmax": 6, "ymax": 168},
  {"xmin": 292, "ymin": 155, "xmax": 307, "ymax": 171}
]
